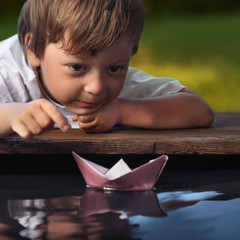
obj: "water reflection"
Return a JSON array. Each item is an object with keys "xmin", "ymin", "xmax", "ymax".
[
  {"xmin": 7, "ymin": 196, "xmax": 80, "ymax": 239},
  {"xmin": 78, "ymin": 189, "xmax": 166, "ymax": 218},
  {"xmin": 3, "ymin": 190, "xmax": 164, "ymax": 240},
  {"xmin": 0, "ymin": 188, "xmax": 225, "ymax": 240},
  {"xmin": 1, "ymin": 170, "xmax": 240, "ymax": 240}
]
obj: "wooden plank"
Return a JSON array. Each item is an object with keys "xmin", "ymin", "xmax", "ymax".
[{"xmin": 0, "ymin": 113, "xmax": 240, "ymax": 155}]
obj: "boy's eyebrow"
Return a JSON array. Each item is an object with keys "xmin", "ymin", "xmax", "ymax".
[
  {"xmin": 62, "ymin": 52, "xmax": 132, "ymax": 63},
  {"xmin": 60, "ymin": 53, "xmax": 88, "ymax": 61},
  {"xmin": 110, "ymin": 57, "xmax": 132, "ymax": 64}
]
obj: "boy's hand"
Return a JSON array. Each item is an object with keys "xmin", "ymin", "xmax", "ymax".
[
  {"xmin": 73, "ymin": 100, "xmax": 120, "ymax": 133},
  {"xmin": 11, "ymin": 99, "xmax": 70, "ymax": 139}
]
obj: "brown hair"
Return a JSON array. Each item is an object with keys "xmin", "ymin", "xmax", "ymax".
[{"xmin": 18, "ymin": 0, "xmax": 145, "ymax": 60}]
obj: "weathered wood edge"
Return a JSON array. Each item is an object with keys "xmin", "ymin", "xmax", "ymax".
[{"xmin": 0, "ymin": 113, "xmax": 240, "ymax": 155}]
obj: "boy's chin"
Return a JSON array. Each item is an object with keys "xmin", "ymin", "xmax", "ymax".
[{"xmin": 69, "ymin": 106, "xmax": 101, "ymax": 116}]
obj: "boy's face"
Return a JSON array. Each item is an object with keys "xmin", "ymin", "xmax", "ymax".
[{"xmin": 28, "ymin": 38, "xmax": 133, "ymax": 115}]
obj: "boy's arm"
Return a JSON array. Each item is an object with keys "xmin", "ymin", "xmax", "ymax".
[
  {"xmin": 117, "ymin": 88, "xmax": 214, "ymax": 129},
  {"xmin": 0, "ymin": 102, "xmax": 23, "ymax": 138},
  {"xmin": 0, "ymin": 100, "xmax": 70, "ymax": 139},
  {"xmin": 76, "ymin": 89, "xmax": 214, "ymax": 132}
]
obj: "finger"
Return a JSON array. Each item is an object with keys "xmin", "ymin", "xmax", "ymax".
[
  {"xmin": 12, "ymin": 108, "xmax": 46, "ymax": 136},
  {"xmin": 78, "ymin": 115, "xmax": 96, "ymax": 124},
  {"xmin": 72, "ymin": 114, "xmax": 78, "ymax": 122},
  {"xmin": 78, "ymin": 121, "xmax": 96, "ymax": 131},
  {"xmin": 80, "ymin": 126, "xmax": 103, "ymax": 133},
  {"xmin": 78, "ymin": 121, "xmax": 105, "ymax": 133},
  {"xmin": 80, "ymin": 127, "xmax": 97, "ymax": 133},
  {"xmin": 12, "ymin": 120, "xmax": 33, "ymax": 139},
  {"xmin": 40, "ymin": 100, "xmax": 71, "ymax": 132},
  {"xmin": 32, "ymin": 110, "xmax": 53, "ymax": 129}
]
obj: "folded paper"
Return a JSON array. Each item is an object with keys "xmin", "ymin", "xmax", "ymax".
[{"xmin": 72, "ymin": 151, "xmax": 168, "ymax": 191}]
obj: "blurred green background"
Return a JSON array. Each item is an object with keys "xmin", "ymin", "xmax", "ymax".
[{"xmin": 1, "ymin": 0, "xmax": 240, "ymax": 112}]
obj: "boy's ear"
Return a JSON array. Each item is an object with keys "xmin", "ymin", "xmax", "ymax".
[
  {"xmin": 25, "ymin": 33, "xmax": 41, "ymax": 67},
  {"xmin": 27, "ymin": 48, "xmax": 41, "ymax": 67}
]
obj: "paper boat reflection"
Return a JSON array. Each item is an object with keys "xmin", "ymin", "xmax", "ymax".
[
  {"xmin": 78, "ymin": 188, "xmax": 166, "ymax": 217},
  {"xmin": 72, "ymin": 152, "xmax": 168, "ymax": 191}
]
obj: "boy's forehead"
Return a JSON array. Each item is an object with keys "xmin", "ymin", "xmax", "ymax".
[
  {"xmin": 61, "ymin": 33, "xmax": 135, "ymax": 56},
  {"xmin": 48, "ymin": 41, "xmax": 133, "ymax": 65}
]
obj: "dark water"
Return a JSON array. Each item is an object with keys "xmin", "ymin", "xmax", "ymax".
[{"xmin": 1, "ymin": 170, "xmax": 240, "ymax": 240}]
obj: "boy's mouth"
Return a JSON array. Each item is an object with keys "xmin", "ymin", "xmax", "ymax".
[{"xmin": 75, "ymin": 99, "xmax": 105, "ymax": 109}]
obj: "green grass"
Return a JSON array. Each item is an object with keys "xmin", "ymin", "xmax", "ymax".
[
  {"xmin": 131, "ymin": 12, "xmax": 240, "ymax": 111},
  {"xmin": 0, "ymin": 18, "xmax": 18, "ymax": 40},
  {"xmin": 1, "ymin": 12, "xmax": 240, "ymax": 111}
]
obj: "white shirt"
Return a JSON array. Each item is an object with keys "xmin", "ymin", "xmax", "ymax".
[{"xmin": 0, "ymin": 35, "xmax": 186, "ymax": 128}]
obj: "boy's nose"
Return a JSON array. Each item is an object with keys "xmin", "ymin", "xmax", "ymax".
[{"xmin": 83, "ymin": 71, "xmax": 105, "ymax": 96}]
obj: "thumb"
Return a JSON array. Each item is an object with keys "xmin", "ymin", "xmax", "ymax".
[{"xmin": 72, "ymin": 114, "xmax": 79, "ymax": 122}]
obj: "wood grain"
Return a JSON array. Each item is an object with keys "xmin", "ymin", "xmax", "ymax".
[{"xmin": 1, "ymin": 113, "xmax": 240, "ymax": 155}]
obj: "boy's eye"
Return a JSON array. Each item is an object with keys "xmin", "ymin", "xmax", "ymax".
[
  {"xmin": 108, "ymin": 65, "xmax": 124, "ymax": 73},
  {"xmin": 69, "ymin": 64, "xmax": 86, "ymax": 72}
]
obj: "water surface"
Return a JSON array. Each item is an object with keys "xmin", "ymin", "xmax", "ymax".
[{"xmin": 0, "ymin": 170, "xmax": 240, "ymax": 240}]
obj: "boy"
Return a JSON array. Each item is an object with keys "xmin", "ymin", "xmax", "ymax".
[{"xmin": 0, "ymin": 0, "xmax": 214, "ymax": 139}]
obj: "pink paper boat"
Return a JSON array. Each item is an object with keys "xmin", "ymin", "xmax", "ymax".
[{"xmin": 72, "ymin": 152, "xmax": 168, "ymax": 191}]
